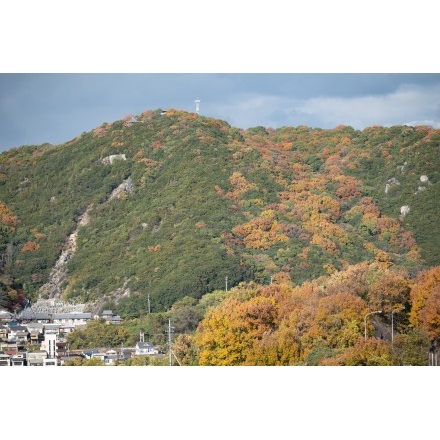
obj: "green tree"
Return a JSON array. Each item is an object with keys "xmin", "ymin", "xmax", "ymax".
[
  {"xmin": 391, "ymin": 329, "xmax": 430, "ymax": 366},
  {"xmin": 66, "ymin": 318, "xmax": 128, "ymax": 349}
]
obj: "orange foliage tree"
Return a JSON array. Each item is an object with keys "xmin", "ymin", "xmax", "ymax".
[
  {"xmin": 232, "ymin": 210, "xmax": 289, "ymax": 250},
  {"xmin": 194, "ymin": 292, "xmax": 279, "ymax": 365},
  {"xmin": 302, "ymin": 292, "xmax": 367, "ymax": 352},
  {"xmin": 409, "ymin": 266, "xmax": 440, "ymax": 342},
  {"xmin": 0, "ymin": 202, "xmax": 18, "ymax": 232}
]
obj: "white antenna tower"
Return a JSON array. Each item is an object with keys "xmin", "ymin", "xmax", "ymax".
[{"xmin": 195, "ymin": 98, "xmax": 200, "ymax": 114}]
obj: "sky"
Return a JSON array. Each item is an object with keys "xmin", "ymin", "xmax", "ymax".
[
  {"xmin": 1, "ymin": 73, "xmax": 439, "ymax": 152},
  {"xmin": 1, "ymin": 3, "xmax": 439, "ymax": 154}
]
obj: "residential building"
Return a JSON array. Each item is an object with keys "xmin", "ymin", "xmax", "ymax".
[
  {"xmin": 0, "ymin": 325, "xmax": 9, "ymax": 342},
  {"xmin": 52, "ymin": 312, "xmax": 92, "ymax": 328},
  {"xmin": 118, "ymin": 349, "xmax": 132, "ymax": 362},
  {"xmin": 56, "ymin": 340, "xmax": 67, "ymax": 358},
  {"xmin": 0, "ymin": 353, "xmax": 11, "ymax": 366},
  {"xmin": 0, "ymin": 310, "xmax": 13, "ymax": 324},
  {"xmin": 90, "ymin": 352, "xmax": 107, "ymax": 363},
  {"xmin": 28, "ymin": 324, "xmax": 44, "ymax": 344},
  {"xmin": 100, "ymin": 310, "xmax": 123, "ymax": 324},
  {"xmin": 10, "ymin": 353, "xmax": 26, "ymax": 366},
  {"xmin": 101, "ymin": 310, "xmax": 113, "ymax": 321},
  {"xmin": 27, "ymin": 350, "xmax": 48, "ymax": 366},
  {"xmin": 135, "ymin": 342, "xmax": 159, "ymax": 356},
  {"xmin": 8, "ymin": 325, "xmax": 29, "ymax": 343},
  {"xmin": 41, "ymin": 331, "xmax": 57, "ymax": 359},
  {"xmin": 81, "ymin": 349, "xmax": 99, "ymax": 359}
]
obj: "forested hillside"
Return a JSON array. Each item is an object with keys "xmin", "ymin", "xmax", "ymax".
[{"xmin": 0, "ymin": 109, "xmax": 439, "ymax": 324}]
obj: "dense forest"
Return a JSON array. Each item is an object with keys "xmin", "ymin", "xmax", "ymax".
[{"xmin": 1, "ymin": 109, "xmax": 439, "ymax": 365}]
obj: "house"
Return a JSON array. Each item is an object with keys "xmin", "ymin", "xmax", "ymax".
[
  {"xmin": 26, "ymin": 323, "xmax": 44, "ymax": 344},
  {"xmin": 59, "ymin": 323, "xmax": 76, "ymax": 334},
  {"xmin": 83, "ymin": 349, "xmax": 120, "ymax": 365},
  {"xmin": 0, "ymin": 354, "xmax": 11, "ymax": 366},
  {"xmin": 101, "ymin": 310, "xmax": 122, "ymax": 325},
  {"xmin": 81, "ymin": 349, "xmax": 100, "ymax": 359},
  {"xmin": 135, "ymin": 342, "xmax": 159, "ymax": 356},
  {"xmin": 52, "ymin": 312, "xmax": 92, "ymax": 328},
  {"xmin": 8, "ymin": 325, "xmax": 29, "ymax": 343},
  {"xmin": 29, "ymin": 330, "xmax": 42, "ymax": 344},
  {"xmin": 17, "ymin": 308, "xmax": 34, "ymax": 322},
  {"xmin": 17, "ymin": 309, "xmax": 51, "ymax": 323},
  {"xmin": 2, "ymin": 345, "xmax": 18, "ymax": 357},
  {"xmin": 43, "ymin": 323, "xmax": 61, "ymax": 335},
  {"xmin": 0, "ymin": 325, "xmax": 9, "ymax": 342},
  {"xmin": 56, "ymin": 340, "xmax": 67, "ymax": 358},
  {"xmin": 90, "ymin": 352, "xmax": 107, "ymax": 363},
  {"xmin": 101, "ymin": 310, "xmax": 113, "ymax": 320},
  {"xmin": 88, "ymin": 350, "xmax": 122, "ymax": 365},
  {"xmin": 59, "ymin": 353, "xmax": 82, "ymax": 366},
  {"xmin": 27, "ymin": 350, "xmax": 48, "ymax": 366},
  {"xmin": 10, "ymin": 353, "xmax": 26, "ymax": 366},
  {"xmin": 118, "ymin": 349, "xmax": 132, "ymax": 362},
  {"xmin": 109, "ymin": 315, "xmax": 122, "ymax": 324},
  {"xmin": 0, "ymin": 310, "xmax": 13, "ymax": 324},
  {"xmin": 105, "ymin": 349, "xmax": 118, "ymax": 365},
  {"xmin": 33, "ymin": 313, "xmax": 51, "ymax": 324}
]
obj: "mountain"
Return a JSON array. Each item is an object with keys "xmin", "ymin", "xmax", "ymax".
[{"xmin": 0, "ymin": 109, "xmax": 439, "ymax": 318}]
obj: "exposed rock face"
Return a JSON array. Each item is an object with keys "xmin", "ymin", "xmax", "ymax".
[
  {"xmin": 101, "ymin": 154, "xmax": 127, "ymax": 165},
  {"xmin": 90, "ymin": 279, "xmax": 131, "ymax": 316},
  {"xmin": 38, "ymin": 204, "xmax": 93, "ymax": 300},
  {"xmin": 400, "ymin": 205, "xmax": 410, "ymax": 217},
  {"xmin": 385, "ymin": 177, "xmax": 400, "ymax": 194},
  {"xmin": 108, "ymin": 177, "xmax": 133, "ymax": 201},
  {"xmin": 38, "ymin": 177, "xmax": 133, "ymax": 301}
]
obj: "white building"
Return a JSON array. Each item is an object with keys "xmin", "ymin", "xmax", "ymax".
[{"xmin": 135, "ymin": 342, "xmax": 159, "ymax": 356}]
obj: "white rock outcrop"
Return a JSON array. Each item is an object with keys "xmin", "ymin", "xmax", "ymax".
[
  {"xmin": 400, "ymin": 205, "xmax": 410, "ymax": 217},
  {"xmin": 101, "ymin": 154, "xmax": 127, "ymax": 165}
]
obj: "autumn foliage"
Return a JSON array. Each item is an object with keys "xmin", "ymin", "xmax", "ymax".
[
  {"xmin": 191, "ymin": 261, "xmax": 440, "ymax": 365},
  {"xmin": 0, "ymin": 203, "xmax": 17, "ymax": 232},
  {"xmin": 409, "ymin": 267, "xmax": 440, "ymax": 341}
]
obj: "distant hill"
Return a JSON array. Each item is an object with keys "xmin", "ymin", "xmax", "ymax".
[{"xmin": 0, "ymin": 109, "xmax": 439, "ymax": 318}]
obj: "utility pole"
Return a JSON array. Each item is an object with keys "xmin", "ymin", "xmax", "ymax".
[
  {"xmin": 168, "ymin": 319, "xmax": 172, "ymax": 366},
  {"xmin": 166, "ymin": 319, "xmax": 174, "ymax": 366},
  {"xmin": 391, "ymin": 309, "xmax": 395, "ymax": 343},
  {"xmin": 391, "ymin": 305, "xmax": 404, "ymax": 344},
  {"xmin": 225, "ymin": 276, "xmax": 228, "ymax": 292},
  {"xmin": 364, "ymin": 310, "xmax": 382, "ymax": 341},
  {"xmin": 148, "ymin": 294, "xmax": 151, "ymax": 314}
]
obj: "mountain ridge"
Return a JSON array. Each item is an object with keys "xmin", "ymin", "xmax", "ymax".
[{"xmin": 1, "ymin": 108, "xmax": 439, "ymax": 318}]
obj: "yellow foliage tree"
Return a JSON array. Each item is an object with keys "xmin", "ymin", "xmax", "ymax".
[{"xmin": 194, "ymin": 295, "xmax": 279, "ymax": 365}]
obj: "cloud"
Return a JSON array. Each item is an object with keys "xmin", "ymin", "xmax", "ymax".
[
  {"xmin": 209, "ymin": 81, "xmax": 440, "ymax": 130},
  {"xmin": 404, "ymin": 120, "xmax": 440, "ymax": 129},
  {"xmin": 295, "ymin": 82, "xmax": 440, "ymax": 129}
]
